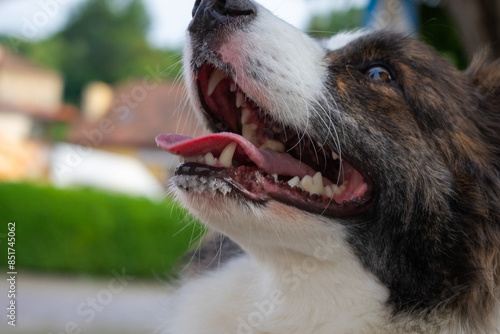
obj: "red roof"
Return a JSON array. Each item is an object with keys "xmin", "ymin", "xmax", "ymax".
[
  {"xmin": 69, "ymin": 80, "xmax": 207, "ymax": 148},
  {"xmin": 0, "ymin": 46, "xmax": 53, "ymax": 72},
  {"xmin": 0, "ymin": 101, "xmax": 78, "ymax": 122}
]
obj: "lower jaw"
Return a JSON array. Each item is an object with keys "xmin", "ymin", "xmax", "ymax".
[
  {"xmin": 174, "ymin": 162, "xmax": 374, "ymax": 218},
  {"xmin": 173, "ymin": 163, "xmax": 268, "ymax": 202}
]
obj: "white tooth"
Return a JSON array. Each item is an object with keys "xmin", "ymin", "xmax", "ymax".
[
  {"xmin": 207, "ymin": 69, "xmax": 226, "ymax": 96},
  {"xmin": 312, "ymin": 172, "xmax": 324, "ymax": 195},
  {"xmin": 259, "ymin": 139, "xmax": 285, "ymax": 152},
  {"xmin": 313, "ymin": 172, "xmax": 324, "ymax": 188},
  {"xmin": 236, "ymin": 92, "xmax": 245, "ymax": 108},
  {"xmin": 241, "ymin": 108, "xmax": 251, "ymax": 125},
  {"xmin": 331, "ymin": 151, "xmax": 339, "ymax": 160},
  {"xmin": 204, "ymin": 152, "xmax": 217, "ymax": 166},
  {"xmin": 219, "ymin": 142, "xmax": 238, "ymax": 168},
  {"xmin": 288, "ymin": 176, "xmax": 300, "ymax": 188},
  {"xmin": 185, "ymin": 155, "xmax": 203, "ymax": 163},
  {"xmin": 272, "ymin": 173, "xmax": 279, "ymax": 183},
  {"xmin": 334, "ymin": 184, "xmax": 346, "ymax": 195},
  {"xmin": 300, "ymin": 175, "xmax": 314, "ymax": 193},
  {"xmin": 230, "ymin": 83, "xmax": 236, "ymax": 92},
  {"xmin": 324, "ymin": 185, "xmax": 334, "ymax": 197},
  {"xmin": 242, "ymin": 123, "xmax": 259, "ymax": 146}
]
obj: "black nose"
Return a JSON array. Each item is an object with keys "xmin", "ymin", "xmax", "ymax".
[
  {"xmin": 192, "ymin": 0, "xmax": 256, "ymax": 18},
  {"xmin": 189, "ymin": 0, "xmax": 257, "ymax": 33}
]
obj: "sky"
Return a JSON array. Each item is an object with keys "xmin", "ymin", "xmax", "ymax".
[{"xmin": 0, "ymin": 0, "xmax": 367, "ymax": 48}]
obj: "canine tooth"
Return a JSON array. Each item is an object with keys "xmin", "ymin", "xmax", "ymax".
[
  {"xmin": 312, "ymin": 172, "xmax": 324, "ymax": 195},
  {"xmin": 241, "ymin": 108, "xmax": 251, "ymax": 125},
  {"xmin": 288, "ymin": 176, "xmax": 300, "ymax": 187},
  {"xmin": 236, "ymin": 92, "xmax": 245, "ymax": 108},
  {"xmin": 272, "ymin": 173, "xmax": 279, "ymax": 183},
  {"xmin": 204, "ymin": 152, "xmax": 217, "ymax": 166},
  {"xmin": 230, "ymin": 83, "xmax": 236, "ymax": 92},
  {"xmin": 242, "ymin": 123, "xmax": 259, "ymax": 146},
  {"xmin": 219, "ymin": 142, "xmax": 238, "ymax": 168},
  {"xmin": 207, "ymin": 69, "xmax": 226, "ymax": 96},
  {"xmin": 331, "ymin": 151, "xmax": 339, "ymax": 160},
  {"xmin": 300, "ymin": 175, "xmax": 314, "ymax": 193},
  {"xmin": 259, "ymin": 139, "xmax": 285, "ymax": 153},
  {"xmin": 313, "ymin": 172, "xmax": 324, "ymax": 187}
]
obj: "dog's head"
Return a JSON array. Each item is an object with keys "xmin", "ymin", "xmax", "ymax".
[{"xmin": 158, "ymin": 0, "xmax": 500, "ymax": 329}]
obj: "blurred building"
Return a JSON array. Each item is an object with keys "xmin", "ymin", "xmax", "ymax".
[
  {"xmin": 62, "ymin": 80, "xmax": 205, "ymax": 198},
  {"xmin": 0, "ymin": 44, "xmax": 76, "ymax": 181}
]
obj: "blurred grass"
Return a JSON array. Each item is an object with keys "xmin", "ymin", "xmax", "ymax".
[{"xmin": 0, "ymin": 182, "xmax": 203, "ymax": 278}]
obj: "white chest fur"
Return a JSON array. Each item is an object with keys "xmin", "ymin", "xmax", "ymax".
[{"xmin": 164, "ymin": 252, "xmax": 392, "ymax": 334}]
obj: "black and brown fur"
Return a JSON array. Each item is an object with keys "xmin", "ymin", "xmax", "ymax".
[
  {"xmin": 313, "ymin": 33, "xmax": 500, "ymax": 330},
  {"xmin": 176, "ymin": 1, "xmax": 500, "ymax": 331}
]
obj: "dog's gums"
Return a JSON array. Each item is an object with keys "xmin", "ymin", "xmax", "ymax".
[{"xmin": 156, "ymin": 64, "xmax": 373, "ymax": 217}]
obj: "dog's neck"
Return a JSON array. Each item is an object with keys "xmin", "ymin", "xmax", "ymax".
[
  {"xmin": 167, "ymin": 244, "xmax": 393, "ymax": 334},
  {"xmin": 244, "ymin": 246, "xmax": 391, "ymax": 331}
]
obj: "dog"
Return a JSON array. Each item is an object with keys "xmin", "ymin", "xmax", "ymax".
[{"xmin": 156, "ymin": 0, "xmax": 500, "ymax": 333}]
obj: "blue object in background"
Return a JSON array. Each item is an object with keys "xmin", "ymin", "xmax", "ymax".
[{"xmin": 364, "ymin": 0, "xmax": 419, "ymax": 33}]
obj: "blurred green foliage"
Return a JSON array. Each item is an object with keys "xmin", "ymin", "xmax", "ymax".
[
  {"xmin": 0, "ymin": 0, "xmax": 182, "ymax": 104},
  {"xmin": 0, "ymin": 182, "xmax": 203, "ymax": 278},
  {"xmin": 308, "ymin": 8, "xmax": 364, "ymax": 38},
  {"xmin": 307, "ymin": 4, "xmax": 467, "ymax": 69},
  {"xmin": 419, "ymin": 5, "xmax": 467, "ymax": 69},
  {"xmin": 0, "ymin": 1, "xmax": 469, "ymax": 105}
]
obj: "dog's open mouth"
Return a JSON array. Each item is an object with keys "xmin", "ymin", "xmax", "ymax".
[{"xmin": 157, "ymin": 64, "xmax": 374, "ymax": 217}]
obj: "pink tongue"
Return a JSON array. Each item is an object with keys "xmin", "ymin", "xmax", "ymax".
[{"xmin": 156, "ymin": 132, "xmax": 317, "ymax": 178}]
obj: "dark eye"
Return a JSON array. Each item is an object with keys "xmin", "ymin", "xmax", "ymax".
[{"xmin": 364, "ymin": 65, "xmax": 393, "ymax": 83}]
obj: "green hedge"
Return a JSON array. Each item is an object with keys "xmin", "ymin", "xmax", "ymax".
[{"xmin": 0, "ymin": 182, "xmax": 203, "ymax": 278}]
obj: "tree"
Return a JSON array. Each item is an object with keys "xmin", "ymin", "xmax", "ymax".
[
  {"xmin": 307, "ymin": 0, "xmax": 500, "ymax": 67},
  {"xmin": 307, "ymin": 7, "xmax": 364, "ymax": 39},
  {"xmin": 56, "ymin": 0, "xmax": 174, "ymax": 103},
  {"xmin": 1, "ymin": 0, "xmax": 182, "ymax": 104},
  {"xmin": 306, "ymin": 4, "xmax": 468, "ymax": 69}
]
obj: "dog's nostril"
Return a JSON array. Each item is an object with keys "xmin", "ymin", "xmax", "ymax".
[
  {"xmin": 189, "ymin": 0, "xmax": 257, "ymax": 34},
  {"xmin": 213, "ymin": 0, "xmax": 256, "ymax": 17},
  {"xmin": 214, "ymin": 0, "xmax": 226, "ymax": 15}
]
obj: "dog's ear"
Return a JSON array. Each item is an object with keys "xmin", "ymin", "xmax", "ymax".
[
  {"xmin": 466, "ymin": 51, "xmax": 500, "ymax": 165},
  {"xmin": 466, "ymin": 51, "xmax": 500, "ymax": 107}
]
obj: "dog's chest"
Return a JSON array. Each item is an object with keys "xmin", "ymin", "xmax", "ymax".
[{"xmin": 166, "ymin": 256, "xmax": 392, "ymax": 334}]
